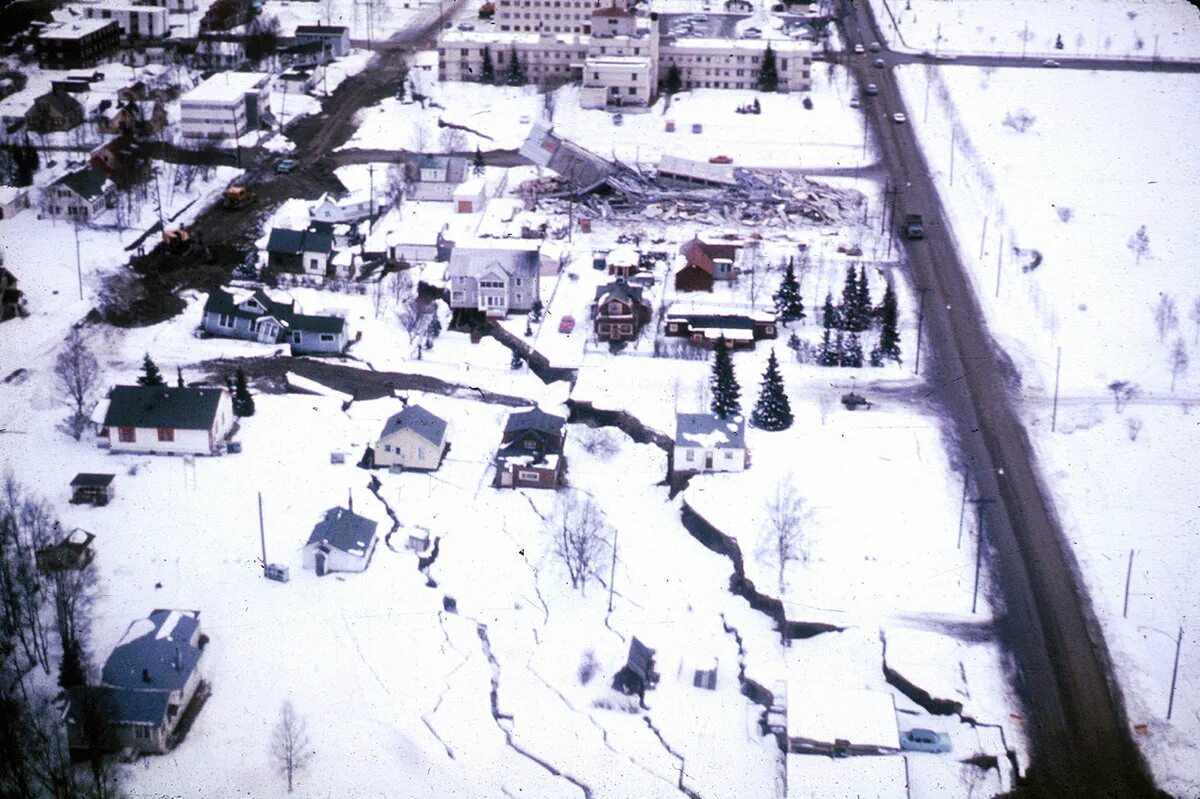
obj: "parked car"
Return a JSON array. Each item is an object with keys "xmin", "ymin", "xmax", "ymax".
[
  {"xmin": 849, "ymin": 96, "xmax": 860, "ymax": 109},
  {"xmin": 612, "ymin": 113, "xmax": 624, "ymax": 126},
  {"xmin": 708, "ymin": 155, "xmax": 733, "ymax": 164},
  {"xmin": 900, "ymin": 728, "xmax": 951, "ymax": 753},
  {"xmin": 869, "ymin": 41, "xmax": 881, "ymax": 52},
  {"xmin": 865, "ymin": 83, "xmax": 879, "ymax": 96},
  {"xmin": 1042, "ymin": 59, "xmax": 1061, "ymax": 68},
  {"xmin": 873, "ymin": 57, "xmax": 886, "ymax": 68},
  {"xmin": 558, "ymin": 315, "xmax": 576, "ymax": 334},
  {"xmin": 892, "ymin": 112, "xmax": 907, "ymax": 124},
  {"xmin": 458, "ymin": 22, "xmax": 475, "ymax": 30},
  {"xmin": 853, "ymin": 43, "xmax": 865, "ymax": 54},
  {"xmin": 443, "ymin": 21, "xmax": 453, "ymax": 28},
  {"xmin": 276, "ymin": 159, "xmax": 297, "ymax": 174}
]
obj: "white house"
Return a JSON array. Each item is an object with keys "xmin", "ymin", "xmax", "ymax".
[
  {"xmin": 179, "ymin": 71, "xmax": 270, "ymax": 139},
  {"xmin": 97, "ymin": 385, "xmax": 235, "ymax": 455},
  {"xmin": 309, "ymin": 191, "xmax": 373, "ymax": 224},
  {"xmin": 673, "ymin": 413, "xmax": 748, "ymax": 473},
  {"xmin": 302, "ymin": 506, "xmax": 378, "ymax": 576},
  {"xmin": 81, "ymin": 4, "xmax": 169, "ymax": 38},
  {"xmin": 375, "ymin": 404, "xmax": 448, "ymax": 470}
]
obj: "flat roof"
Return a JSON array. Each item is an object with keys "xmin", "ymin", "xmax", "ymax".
[
  {"xmin": 786, "ymin": 755, "xmax": 908, "ymax": 799},
  {"xmin": 662, "ymin": 36, "xmax": 812, "ymax": 53},
  {"xmin": 658, "ymin": 154, "xmax": 736, "ymax": 185},
  {"xmin": 182, "ymin": 71, "xmax": 269, "ymax": 103},
  {"xmin": 787, "ymin": 686, "xmax": 899, "ymax": 750},
  {"xmin": 585, "ymin": 55, "xmax": 652, "ymax": 66},
  {"xmin": 40, "ymin": 19, "xmax": 117, "ymax": 39},
  {"xmin": 439, "ymin": 30, "xmax": 585, "ymax": 46}
]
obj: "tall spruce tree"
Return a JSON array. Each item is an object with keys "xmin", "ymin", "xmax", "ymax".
[
  {"xmin": 840, "ymin": 266, "xmax": 863, "ymax": 331},
  {"xmin": 480, "ymin": 46, "xmax": 495, "ymax": 83},
  {"xmin": 818, "ymin": 328, "xmax": 838, "ymax": 366},
  {"xmin": 137, "ymin": 353, "xmax": 165, "ymax": 386},
  {"xmin": 878, "ymin": 280, "xmax": 901, "ymax": 363},
  {"xmin": 710, "ymin": 336, "xmax": 741, "ymax": 419},
  {"xmin": 822, "ymin": 292, "xmax": 840, "ymax": 331},
  {"xmin": 855, "ymin": 266, "xmax": 872, "ymax": 328},
  {"xmin": 757, "ymin": 44, "xmax": 779, "ymax": 92},
  {"xmin": 750, "ymin": 349, "xmax": 793, "ymax": 431},
  {"xmin": 506, "ymin": 47, "xmax": 525, "ymax": 85},
  {"xmin": 664, "ymin": 63, "xmax": 682, "ymax": 95},
  {"xmin": 773, "ymin": 257, "xmax": 806, "ymax": 323},
  {"xmin": 232, "ymin": 367, "xmax": 255, "ymax": 417},
  {"xmin": 473, "ymin": 146, "xmax": 486, "ymax": 175},
  {"xmin": 842, "ymin": 332, "xmax": 864, "ymax": 368}
]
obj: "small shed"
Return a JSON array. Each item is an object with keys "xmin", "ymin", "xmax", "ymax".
[
  {"xmin": 606, "ymin": 246, "xmax": 640, "ymax": 277},
  {"xmin": 613, "ymin": 636, "xmax": 659, "ymax": 697},
  {"xmin": 302, "ymin": 506, "xmax": 379, "ymax": 576},
  {"xmin": 70, "ymin": 472, "xmax": 116, "ymax": 505},
  {"xmin": 453, "ymin": 177, "xmax": 487, "ymax": 214},
  {"xmin": 36, "ymin": 529, "xmax": 96, "ymax": 572}
]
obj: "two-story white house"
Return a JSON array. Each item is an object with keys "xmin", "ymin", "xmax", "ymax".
[{"xmin": 447, "ymin": 242, "xmax": 541, "ymax": 319}]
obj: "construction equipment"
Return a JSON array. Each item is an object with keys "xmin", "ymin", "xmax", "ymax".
[{"xmin": 223, "ymin": 184, "xmax": 256, "ymax": 210}]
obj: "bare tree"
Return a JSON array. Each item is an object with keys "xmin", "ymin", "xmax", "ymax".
[
  {"xmin": 370, "ymin": 275, "xmax": 387, "ymax": 319},
  {"xmin": 1128, "ymin": 224, "xmax": 1151, "ymax": 265},
  {"xmin": 438, "ymin": 126, "xmax": 467, "ymax": 154},
  {"xmin": 1154, "ymin": 294, "xmax": 1179, "ymax": 343},
  {"xmin": 409, "ymin": 123, "xmax": 431, "ymax": 153},
  {"xmin": 1106, "ymin": 380, "xmax": 1140, "ymax": 413},
  {"xmin": 385, "ymin": 164, "xmax": 408, "ymax": 209},
  {"xmin": 758, "ymin": 478, "xmax": 810, "ymax": 593},
  {"xmin": 1169, "ymin": 337, "xmax": 1189, "ymax": 394},
  {"xmin": 54, "ymin": 328, "xmax": 99, "ymax": 441},
  {"xmin": 1189, "ymin": 296, "xmax": 1200, "ymax": 344},
  {"xmin": 271, "ymin": 700, "xmax": 313, "ymax": 794},
  {"xmin": 1125, "ymin": 417, "xmax": 1143, "ymax": 442},
  {"xmin": 549, "ymin": 492, "xmax": 610, "ymax": 594}
]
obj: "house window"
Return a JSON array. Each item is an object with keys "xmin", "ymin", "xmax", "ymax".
[
  {"xmin": 518, "ymin": 469, "xmax": 540, "ymax": 481},
  {"xmin": 608, "ymin": 301, "xmax": 623, "ymax": 314},
  {"xmin": 118, "ymin": 427, "xmax": 136, "ymax": 442},
  {"xmin": 219, "ymin": 314, "xmax": 233, "ymax": 327},
  {"xmin": 319, "ymin": 334, "xmax": 334, "ymax": 342},
  {"xmin": 724, "ymin": 450, "xmax": 733, "ymax": 460},
  {"xmin": 157, "ymin": 428, "xmax": 174, "ymax": 442},
  {"xmin": 618, "ymin": 323, "xmax": 632, "ymax": 334},
  {"xmin": 292, "ymin": 332, "xmax": 302, "ymax": 344},
  {"xmin": 308, "ymin": 258, "xmax": 319, "ymax": 271},
  {"xmin": 598, "ymin": 323, "xmax": 610, "ymax": 334},
  {"xmin": 133, "ymin": 726, "xmax": 151, "ymax": 740},
  {"xmin": 384, "ymin": 444, "xmax": 392, "ymax": 452},
  {"xmin": 686, "ymin": 449, "xmax": 694, "ymax": 461},
  {"xmin": 418, "ymin": 447, "xmax": 425, "ymax": 458}
]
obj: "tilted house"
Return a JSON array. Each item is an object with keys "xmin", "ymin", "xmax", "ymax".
[
  {"xmin": 41, "ymin": 167, "xmax": 113, "ymax": 222},
  {"xmin": 448, "ymin": 244, "xmax": 541, "ymax": 319},
  {"xmin": 97, "ymin": 385, "xmax": 235, "ymax": 455},
  {"xmin": 201, "ymin": 288, "xmax": 347, "ymax": 355},
  {"xmin": 591, "ymin": 278, "xmax": 651, "ymax": 342},
  {"xmin": 493, "ymin": 408, "xmax": 566, "ymax": 489},
  {"xmin": 65, "ymin": 610, "xmax": 207, "ymax": 755},
  {"xmin": 302, "ymin": 506, "xmax": 378, "ymax": 576},
  {"xmin": 309, "ymin": 190, "xmax": 373, "ymax": 225},
  {"xmin": 673, "ymin": 413, "xmax": 749, "ymax": 473},
  {"xmin": 36, "ymin": 528, "xmax": 96, "ymax": 572},
  {"xmin": 265, "ymin": 227, "xmax": 335, "ymax": 277},
  {"xmin": 374, "ymin": 404, "xmax": 448, "ymax": 471},
  {"xmin": 613, "ymin": 637, "xmax": 659, "ymax": 698}
]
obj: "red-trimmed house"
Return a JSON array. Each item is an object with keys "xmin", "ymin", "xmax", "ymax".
[
  {"xmin": 592, "ymin": 278, "xmax": 651, "ymax": 343},
  {"xmin": 493, "ymin": 408, "xmax": 566, "ymax": 489},
  {"xmin": 97, "ymin": 385, "xmax": 235, "ymax": 456}
]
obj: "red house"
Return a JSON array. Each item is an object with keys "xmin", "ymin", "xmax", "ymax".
[
  {"xmin": 674, "ymin": 237, "xmax": 742, "ymax": 292},
  {"xmin": 592, "ymin": 279, "xmax": 651, "ymax": 342}
]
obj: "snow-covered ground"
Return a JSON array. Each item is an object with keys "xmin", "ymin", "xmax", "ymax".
[
  {"xmin": 869, "ymin": 0, "xmax": 1200, "ymax": 60},
  {"xmin": 895, "ymin": 63, "xmax": 1200, "ymax": 794}
]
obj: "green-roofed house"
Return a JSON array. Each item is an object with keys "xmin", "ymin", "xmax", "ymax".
[
  {"xmin": 41, "ymin": 166, "xmax": 114, "ymax": 222},
  {"xmin": 97, "ymin": 385, "xmax": 235, "ymax": 455},
  {"xmin": 201, "ymin": 287, "xmax": 348, "ymax": 355}
]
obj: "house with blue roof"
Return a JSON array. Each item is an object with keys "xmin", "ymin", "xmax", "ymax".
[
  {"xmin": 302, "ymin": 505, "xmax": 379, "ymax": 576},
  {"xmin": 64, "ymin": 610, "xmax": 208, "ymax": 755}
]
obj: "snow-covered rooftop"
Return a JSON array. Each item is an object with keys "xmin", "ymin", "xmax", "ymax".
[
  {"xmin": 786, "ymin": 754, "xmax": 909, "ymax": 799},
  {"xmin": 39, "ymin": 19, "xmax": 116, "ymax": 39},
  {"xmin": 786, "ymin": 686, "xmax": 900, "ymax": 750},
  {"xmin": 182, "ymin": 72, "xmax": 269, "ymax": 104}
]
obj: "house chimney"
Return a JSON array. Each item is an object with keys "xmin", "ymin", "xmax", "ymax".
[
  {"xmin": 142, "ymin": 668, "xmax": 151, "ymax": 684},
  {"xmin": 174, "ymin": 645, "xmax": 180, "ymax": 671},
  {"xmin": 347, "ymin": 488, "xmax": 353, "ymax": 512}
]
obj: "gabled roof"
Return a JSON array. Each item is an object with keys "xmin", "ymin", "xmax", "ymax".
[
  {"xmin": 380, "ymin": 404, "xmax": 447, "ymax": 446},
  {"xmin": 665, "ymin": 312, "xmax": 760, "ymax": 331},
  {"xmin": 626, "ymin": 636, "xmax": 655, "ymax": 679},
  {"xmin": 408, "ymin": 154, "xmax": 467, "ymax": 183},
  {"xmin": 33, "ymin": 89, "xmax": 82, "ymax": 116},
  {"xmin": 306, "ymin": 506, "xmax": 377, "ymax": 556},
  {"xmin": 203, "ymin": 287, "xmax": 295, "ymax": 323},
  {"xmin": 449, "ymin": 246, "xmax": 540, "ymax": 280},
  {"xmin": 71, "ymin": 472, "xmax": 115, "ymax": 487},
  {"xmin": 102, "ymin": 610, "xmax": 202, "ymax": 693},
  {"xmin": 66, "ymin": 685, "xmax": 169, "ymax": 727},
  {"xmin": 502, "ymin": 408, "xmax": 565, "ymax": 441},
  {"xmin": 674, "ymin": 413, "xmax": 746, "ymax": 449},
  {"xmin": 295, "ymin": 24, "xmax": 349, "ymax": 34},
  {"xmin": 103, "ymin": 385, "xmax": 225, "ymax": 430},
  {"xmin": 53, "ymin": 167, "xmax": 107, "ymax": 200},
  {"xmin": 593, "ymin": 279, "xmax": 645, "ymax": 306},
  {"xmin": 593, "ymin": 5, "xmax": 633, "ymax": 16},
  {"xmin": 267, "ymin": 227, "xmax": 334, "ymax": 255},
  {"xmin": 291, "ymin": 312, "xmax": 345, "ymax": 335}
]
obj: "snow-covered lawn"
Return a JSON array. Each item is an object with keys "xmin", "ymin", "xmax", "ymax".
[
  {"xmin": 869, "ymin": 0, "xmax": 1200, "ymax": 60},
  {"xmin": 895, "ymin": 63, "xmax": 1200, "ymax": 794},
  {"xmin": 261, "ymin": 0, "xmax": 439, "ymax": 41}
]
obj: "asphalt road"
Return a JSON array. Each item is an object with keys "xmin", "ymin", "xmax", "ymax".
[{"xmin": 837, "ymin": 0, "xmax": 1161, "ymax": 796}]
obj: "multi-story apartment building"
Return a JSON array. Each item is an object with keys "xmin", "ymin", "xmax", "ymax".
[
  {"xmin": 82, "ymin": 4, "xmax": 170, "ymax": 38},
  {"xmin": 34, "ymin": 20, "xmax": 121, "ymax": 69},
  {"xmin": 439, "ymin": 5, "xmax": 811, "ymax": 108},
  {"xmin": 179, "ymin": 71, "xmax": 270, "ymax": 139}
]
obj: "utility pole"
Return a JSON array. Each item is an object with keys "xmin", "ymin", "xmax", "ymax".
[
  {"xmin": 72, "ymin": 219, "xmax": 83, "ymax": 300},
  {"xmin": 994, "ymin": 232, "xmax": 1004, "ymax": 298},
  {"xmin": 979, "ymin": 215, "xmax": 988, "ymax": 260},
  {"xmin": 1122, "ymin": 548, "xmax": 1134, "ymax": 618},
  {"xmin": 368, "ymin": 163, "xmax": 376, "ymax": 219},
  {"xmin": 913, "ymin": 287, "xmax": 929, "ymax": 375},
  {"xmin": 1051, "ymin": 346, "xmax": 1062, "ymax": 432},
  {"xmin": 1168, "ymin": 625, "xmax": 1183, "ymax": 720},
  {"xmin": 1021, "ymin": 20, "xmax": 1029, "ymax": 60},
  {"xmin": 956, "ymin": 471, "xmax": 970, "ymax": 549},
  {"xmin": 879, "ymin": 179, "xmax": 889, "ymax": 235},
  {"xmin": 607, "ymin": 528, "xmax": 618, "ymax": 613},
  {"xmin": 969, "ymin": 498, "xmax": 996, "ymax": 614},
  {"xmin": 948, "ymin": 125, "xmax": 956, "ymax": 185},
  {"xmin": 258, "ymin": 492, "xmax": 267, "ymax": 573}
]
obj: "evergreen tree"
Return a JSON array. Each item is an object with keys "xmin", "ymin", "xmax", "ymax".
[
  {"xmin": 869, "ymin": 344, "xmax": 884, "ymax": 367},
  {"xmin": 842, "ymin": 332, "xmax": 863, "ymax": 368},
  {"xmin": 822, "ymin": 292, "xmax": 840, "ymax": 331},
  {"xmin": 664, "ymin": 63, "xmax": 682, "ymax": 95},
  {"xmin": 840, "ymin": 266, "xmax": 862, "ymax": 331},
  {"xmin": 232, "ymin": 367, "xmax": 256, "ymax": 417},
  {"xmin": 773, "ymin": 257, "xmax": 806, "ymax": 323},
  {"xmin": 878, "ymin": 280, "xmax": 902, "ymax": 363},
  {"xmin": 855, "ymin": 265, "xmax": 872, "ymax": 328},
  {"xmin": 756, "ymin": 44, "xmax": 778, "ymax": 92},
  {"xmin": 176, "ymin": 366, "xmax": 185, "ymax": 388},
  {"xmin": 137, "ymin": 353, "xmax": 165, "ymax": 386},
  {"xmin": 59, "ymin": 640, "xmax": 87, "ymax": 690},
  {"xmin": 750, "ymin": 349, "xmax": 793, "ymax": 431},
  {"xmin": 752, "ymin": 97, "xmax": 761, "ymax": 114},
  {"xmin": 818, "ymin": 328, "xmax": 838, "ymax": 366},
  {"xmin": 787, "ymin": 331, "xmax": 802, "ymax": 355},
  {"xmin": 428, "ymin": 314, "xmax": 442, "ymax": 339},
  {"xmin": 505, "ymin": 47, "xmax": 525, "ymax": 85},
  {"xmin": 709, "ymin": 336, "xmax": 741, "ymax": 419},
  {"xmin": 510, "ymin": 348, "xmax": 523, "ymax": 370},
  {"xmin": 530, "ymin": 299, "xmax": 544, "ymax": 322},
  {"xmin": 473, "ymin": 146, "xmax": 486, "ymax": 176},
  {"xmin": 480, "ymin": 45, "xmax": 495, "ymax": 83}
]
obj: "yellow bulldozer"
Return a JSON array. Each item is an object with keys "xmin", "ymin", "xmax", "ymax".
[{"xmin": 222, "ymin": 184, "xmax": 256, "ymax": 210}]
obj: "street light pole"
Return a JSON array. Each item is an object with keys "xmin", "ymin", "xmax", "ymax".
[
  {"xmin": 1167, "ymin": 625, "xmax": 1183, "ymax": 720},
  {"xmin": 969, "ymin": 498, "xmax": 996, "ymax": 614},
  {"xmin": 913, "ymin": 286, "xmax": 929, "ymax": 376}
]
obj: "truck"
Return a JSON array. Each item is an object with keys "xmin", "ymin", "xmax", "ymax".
[
  {"xmin": 222, "ymin": 185, "xmax": 256, "ymax": 210},
  {"xmin": 902, "ymin": 213, "xmax": 925, "ymax": 240}
]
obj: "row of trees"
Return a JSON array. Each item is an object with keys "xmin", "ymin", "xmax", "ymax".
[
  {"xmin": 710, "ymin": 340, "xmax": 794, "ymax": 431},
  {"xmin": 814, "ymin": 266, "xmax": 901, "ymax": 368},
  {"xmin": 479, "ymin": 46, "xmax": 527, "ymax": 86}
]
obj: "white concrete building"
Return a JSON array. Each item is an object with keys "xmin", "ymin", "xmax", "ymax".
[
  {"xmin": 179, "ymin": 71, "xmax": 270, "ymax": 139},
  {"xmin": 82, "ymin": 4, "xmax": 169, "ymax": 38}
]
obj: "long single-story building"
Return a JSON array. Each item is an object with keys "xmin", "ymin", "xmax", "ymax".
[{"xmin": 97, "ymin": 385, "xmax": 235, "ymax": 455}]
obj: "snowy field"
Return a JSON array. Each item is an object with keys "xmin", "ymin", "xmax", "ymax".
[
  {"xmin": 895, "ymin": 63, "xmax": 1200, "ymax": 794},
  {"xmin": 261, "ymin": 0, "xmax": 440, "ymax": 41},
  {"xmin": 869, "ymin": 0, "xmax": 1200, "ymax": 60}
]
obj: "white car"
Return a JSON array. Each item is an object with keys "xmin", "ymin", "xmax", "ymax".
[
  {"xmin": 892, "ymin": 112, "xmax": 907, "ymax": 124},
  {"xmin": 853, "ymin": 44, "xmax": 865, "ymax": 54}
]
